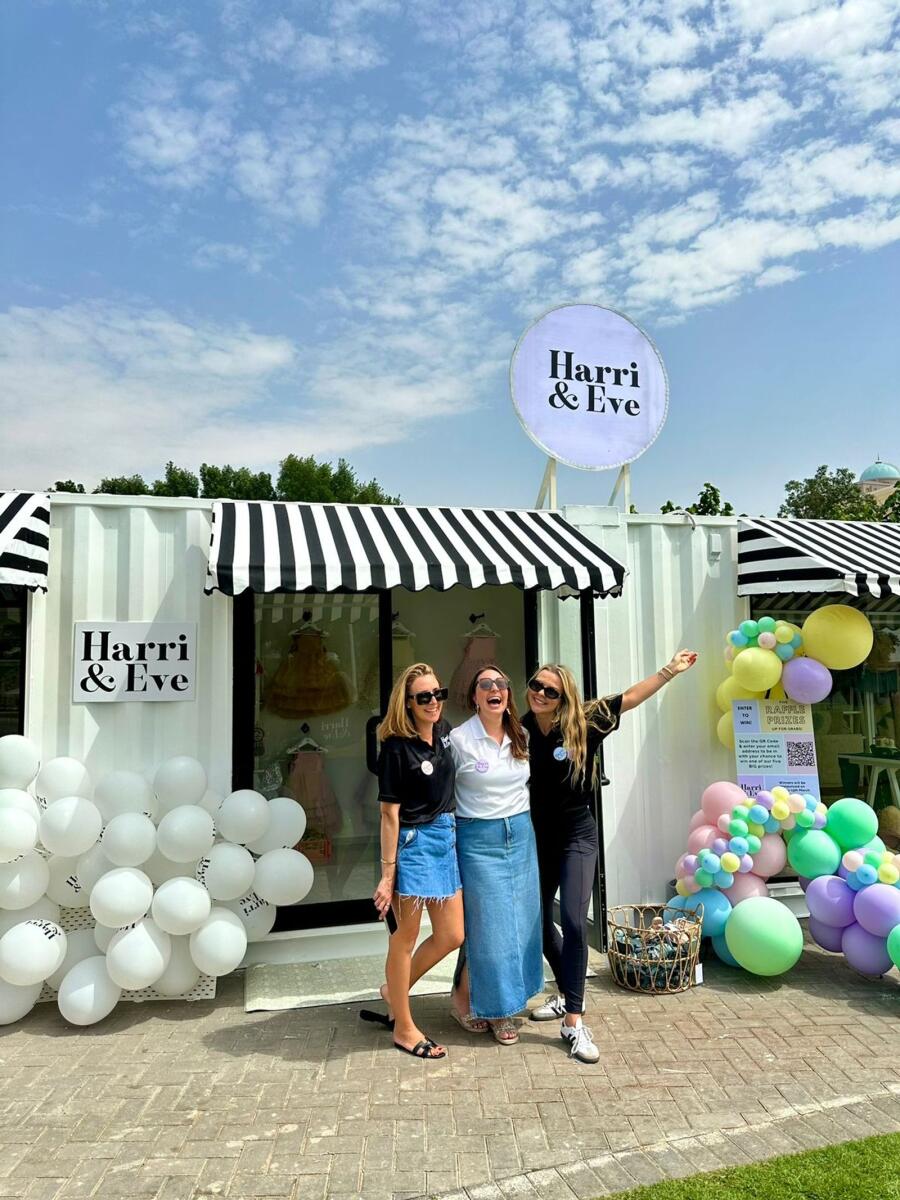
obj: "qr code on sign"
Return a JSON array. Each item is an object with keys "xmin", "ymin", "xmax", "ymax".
[{"xmin": 786, "ymin": 739, "xmax": 816, "ymax": 769}]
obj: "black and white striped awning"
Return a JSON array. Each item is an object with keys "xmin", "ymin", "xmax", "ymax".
[
  {"xmin": 738, "ymin": 517, "xmax": 900, "ymax": 599},
  {"xmin": 0, "ymin": 492, "xmax": 50, "ymax": 591},
  {"xmin": 206, "ymin": 501, "xmax": 625, "ymax": 597}
]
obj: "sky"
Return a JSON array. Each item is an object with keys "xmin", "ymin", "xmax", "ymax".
[{"xmin": 1, "ymin": 0, "xmax": 898, "ymax": 516}]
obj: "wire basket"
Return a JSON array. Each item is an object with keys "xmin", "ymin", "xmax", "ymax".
[{"xmin": 607, "ymin": 902, "xmax": 703, "ymax": 994}]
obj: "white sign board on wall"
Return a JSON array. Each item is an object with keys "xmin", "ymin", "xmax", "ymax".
[
  {"xmin": 73, "ymin": 622, "xmax": 197, "ymax": 703},
  {"xmin": 510, "ymin": 303, "xmax": 668, "ymax": 471}
]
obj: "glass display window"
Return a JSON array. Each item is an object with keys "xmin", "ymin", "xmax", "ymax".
[{"xmin": 0, "ymin": 587, "xmax": 26, "ymax": 737}]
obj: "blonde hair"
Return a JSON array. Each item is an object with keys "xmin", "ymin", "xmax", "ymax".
[
  {"xmin": 467, "ymin": 664, "xmax": 529, "ymax": 761},
  {"xmin": 533, "ymin": 663, "xmax": 616, "ymax": 789},
  {"xmin": 378, "ymin": 663, "xmax": 441, "ymax": 740}
]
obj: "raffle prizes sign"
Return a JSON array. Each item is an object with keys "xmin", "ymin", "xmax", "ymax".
[{"xmin": 510, "ymin": 304, "xmax": 668, "ymax": 470}]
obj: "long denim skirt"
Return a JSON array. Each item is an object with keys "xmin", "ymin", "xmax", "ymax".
[{"xmin": 456, "ymin": 811, "xmax": 544, "ymax": 1019}]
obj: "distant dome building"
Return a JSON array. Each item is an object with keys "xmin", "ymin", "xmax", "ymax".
[{"xmin": 858, "ymin": 458, "xmax": 900, "ymax": 505}]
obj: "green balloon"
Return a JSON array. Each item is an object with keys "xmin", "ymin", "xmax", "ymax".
[
  {"xmin": 888, "ymin": 925, "xmax": 900, "ymax": 972},
  {"xmin": 825, "ymin": 798, "xmax": 878, "ymax": 851},
  {"xmin": 724, "ymin": 897, "xmax": 804, "ymax": 976},
  {"xmin": 787, "ymin": 828, "xmax": 841, "ymax": 878}
]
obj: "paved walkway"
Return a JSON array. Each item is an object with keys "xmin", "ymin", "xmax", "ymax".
[{"xmin": 0, "ymin": 940, "xmax": 898, "ymax": 1200}]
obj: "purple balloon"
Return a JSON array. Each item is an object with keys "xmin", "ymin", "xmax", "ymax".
[
  {"xmin": 798, "ymin": 875, "xmax": 811, "ymax": 892},
  {"xmin": 712, "ymin": 838, "xmax": 728, "ymax": 856},
  {"xmin": 738, "ymin": 854, "xmax": 754, "ymax": 874},
  {"xmin": 806, "ymin": 875, "xmax": 856, "ymax": 928},
  {"xmin": 852, "ymin": 883, "xmax": 900, "ymax": 938},
  {"xmin": 808, "ymin": 916, "xmax": 844, "ymax": 952},
  {"xmin": 841, "ymin": 922, "xmax": 893, "ymax": 976},
  {"xmin": 683, "ymin": 855, "xmax": 698, "ymax": 874},
  {"xmin": 782, "ymin": 657, "xmax": 833, "ymax": 704}
]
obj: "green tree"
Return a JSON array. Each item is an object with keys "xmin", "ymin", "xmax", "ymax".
[
  {"xmin": 93, "ymin": 474, "xmax": 150, "ymax": 495},
  {"xmin": 879, "ymin": 486, "xmax": 900, "ymax": 522},
  {"xmin": 778, "ymin": 466, "xmax": 879, "ymax": 521},
  {"xmin": 199, "ymin": 464, "xmax": 276, "ymax": 501},
  {"xmin": 276, "ymin": 455, "xmax": 399, "ymax": 504},
  {"xmin": 151, "ymin": 461, "xmax": 199, "ymax": 498},
  {"xmin": 660, "ymin": 483, "xmax": 734, "ymax": 516},
  {"xmin": 50, "ymin": 480, "xmax": 85, "ymax": 493}
]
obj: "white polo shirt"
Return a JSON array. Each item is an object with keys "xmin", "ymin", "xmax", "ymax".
[{"xmin": 450, "ymin": 714, "xmax": 531, "ymax": 820}]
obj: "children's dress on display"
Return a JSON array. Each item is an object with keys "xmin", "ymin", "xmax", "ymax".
[
  {"xmin": 450, "ymin": 635, "xmax": 498, "ymax": 708},
  {"xmin": 265, "ymin": 629, "xmax": 353, "ymax": 718},
  {"xmin": 286, "ymin": 748, "xmax": 341, "ymax": 860}
]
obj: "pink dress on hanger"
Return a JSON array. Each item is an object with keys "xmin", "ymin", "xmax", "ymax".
[{"xmin": 450, "ymin": 635, "xmax": 498, "ymax": 708}]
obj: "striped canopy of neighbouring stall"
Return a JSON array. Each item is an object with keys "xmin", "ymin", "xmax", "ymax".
[
  {"xmin": 206, "ymin": 501, "xmax": 626, "ymax": 597},
  {"xmin": 738, "ymin": 517, "xmax": 900, "ymax": 599},
  {"xmin": 0, "ymin": 492, "xmax": 50, "ymax": 591}
]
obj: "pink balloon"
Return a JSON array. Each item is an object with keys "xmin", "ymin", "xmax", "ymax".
[
  {"xmin": 751, "ymin": 833, "xmax": 787, "ymax": 878},
  {"xmin": 687, "ymin": 825, "xmax": 720, "ymax": 855},
  {"xmin": 683, "ymin": 877, "xmax": 701, "ymax": 894},
  {"xmin": 688, "ymin": 810, "xmax": 708, "ymax": 832},
  {"xmin": 675, "ymin": 855, "xmax": 688, "ymax": 879},
  {"xmin": 723, "ymin": 873, "xmax": 768, "ymax": 905},
  {"xmin": 717, "ymin": 814, "xmax": 732, "ymax": 834},
  {"xmin": 701, "ymin": 781, "xmax": 747, "ymax": 824}
]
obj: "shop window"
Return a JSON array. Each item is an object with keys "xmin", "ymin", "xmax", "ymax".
[{"xmin": 0, "ymin": 587, "xmax": 26, "ymax": 737}]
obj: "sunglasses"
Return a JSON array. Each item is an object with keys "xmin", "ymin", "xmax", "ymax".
[
  {"xmin": 409, "ymin": 687, "xmax": 448, "ymax": 706},
  {"xmin": 476, "ymin": 678, "xmax": 510, "ymax": 692},
  {"xmin": 528, "ymin": 678, "xmax": 561, "ymax": 701}
]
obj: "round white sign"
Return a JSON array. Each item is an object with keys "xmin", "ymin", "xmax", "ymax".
[{"xmin": 510, "ymin": 303, "xmax": 668, "ymax": 471}]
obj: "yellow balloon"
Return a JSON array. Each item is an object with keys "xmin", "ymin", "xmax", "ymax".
[
  {"xmin": 720, "ymin": 852, "xmax": 740, "ymax": 873},
  {"xmin": 801, "ymin": 605, "xmax": 874, "ymax": 670},
  {"xmin": 716, "ymin": 711, "xmax": 735, "ymax": 749},
  {"xmin": 774, "ymin": 624, "xmax": 793, "ymax": 644},
  {"xmin": 747, "ymin": 821, "xmax": 765, "ymax": 838},
  {"xmin": 675, "ymin": 878, "xmax": 691, "ymax": 897},
  {"xmin": 767, "ymin": 681, "xmax": 787, "ymax": 701},
  {"xmin": 771, "ymin": 801, "xmax": 790, "ymax": 821},
  {"xmin": 771, "ymin": 786, "xmax": 789, "ymax": 802},
  {"xmin": 732, "ymin": 647, "xmax": 783, "ymax": 692},
  {"xmin": 715, "ymin": 676, "xmax": 761, "ymax": 713}
]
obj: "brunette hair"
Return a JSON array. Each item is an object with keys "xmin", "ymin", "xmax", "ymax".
[
  {"xmin": 378, "ymin": 663, "xmax": 442, "ymax": 740},
  {"xmin": 532, "ymin": 662, "xmax": 617, "ymax": 789},
  {"xmin": 467, "ymin": 663, "xmax": 529, "ymax": 761}
]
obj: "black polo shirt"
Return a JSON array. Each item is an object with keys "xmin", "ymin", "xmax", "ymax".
[
  {"xmin": 377, "ymin": 718, "xmax": 455, "ymax": 825},
  {"xmin": 524, "ymin": 695, "xmax": 623, "ymax": 822}
]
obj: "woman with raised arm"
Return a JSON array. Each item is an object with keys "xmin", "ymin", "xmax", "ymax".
[{"xmin": 524, "ymin": 652, "xmax": 697, "ymax": 1063}]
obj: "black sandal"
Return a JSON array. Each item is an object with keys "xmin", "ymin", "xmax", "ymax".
[
  {"xmin": 359, "ymin": 1009, "xmax": 395, "ymax": 1031},
  {"xmin": 394, "ymin": 1038, "xmax": 446, "ymax": 1059}
]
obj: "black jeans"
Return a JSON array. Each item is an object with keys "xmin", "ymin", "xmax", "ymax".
[{"xmin": 534, "ymin": 808, "xmax": 598, "ymax": 1015}]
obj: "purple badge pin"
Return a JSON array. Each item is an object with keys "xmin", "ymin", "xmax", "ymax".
[{"xmin": 475, "ymin": 760, "xmax": 489, "ymax": 773}]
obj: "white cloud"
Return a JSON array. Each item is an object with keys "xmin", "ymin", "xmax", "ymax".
[
  {"xmin": 756, "ymin": 264, "xmax": 802, "ymax": 286},
  {"xmin": 742, "ymin": 140, "xmax": 900, "ymax": 215},
  {"xmin": 608, "ymin": 90, "xmax": 795, "ymax": 156},
  {"xmin": 759, "ymin": 0, "xmax": 895, "ymax": 62},
  {"xmin": 642, "ymin": 67, "xmax": 712, "ymax": 105},
  {"xmin": 192, "ymin": 242, "xmax": 266, "ymax": 273}
]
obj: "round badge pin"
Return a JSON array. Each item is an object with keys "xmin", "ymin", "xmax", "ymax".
[
  {"xmin": 420, "ymin": 761, "xmax": 434, "ymax": 776},
  {"xmin": 553, "ymin": 746, "xmax": 568, "ymax": 762},
  {"xmin": 475, "ymin": 760, "xmax": 490, "ymax": 773}
]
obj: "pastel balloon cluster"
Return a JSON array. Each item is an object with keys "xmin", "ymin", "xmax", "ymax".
[
  {"xmin": 841, "ymin": 847, "xmax": 900, "ymax": 891},
  {"xmin": 0, "ymin": 735, "xmax": 313, "ymax": 1027},
  {"xmin": 715, "ymin": 605, "xmax": 874, "ymax": 748}
]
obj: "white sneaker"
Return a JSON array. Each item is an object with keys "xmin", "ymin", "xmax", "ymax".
[
  {"xmin": 561, "ymin": 1018, "xmax": 600, "ymax": 1063},
  {"xmin": 529, "ymin": 993, "xmax": 566, "ymax": 1021}
]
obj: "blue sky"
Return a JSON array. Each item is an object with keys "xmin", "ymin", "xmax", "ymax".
[{"xmin": 2, "ymin": 0, "xmax": 898, "ymax": 515}]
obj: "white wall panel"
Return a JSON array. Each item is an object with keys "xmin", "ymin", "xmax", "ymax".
[{"xmin": 25, "ymin": 496, "xmax": 233, "ymax": 793}]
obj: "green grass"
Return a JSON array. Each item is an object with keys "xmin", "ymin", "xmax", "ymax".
[{"xmin": 604, "ymin": 1133, "xmax": 900, "ymax": 1200}]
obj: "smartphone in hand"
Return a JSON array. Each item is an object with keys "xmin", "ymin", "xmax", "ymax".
[{"xmin": 385, "ymin": 906, "xmax": 398, "ymax": 935}]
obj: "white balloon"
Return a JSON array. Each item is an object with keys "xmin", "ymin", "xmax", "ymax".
[
  {"xmin": 226, "ymin": 892, "xmax": 277, "ymax": 941},
  {"xmin": 253, "ymin": 849, "xmax": 314, "ymax": 906},
  {"xmin": 197, "ymin": 844, "xmax": 255, "ymax": 901},
  {"xmin": 151, "ymin": 877, "xmax": 211, "ymax": 935},
  {"xmin": 46, "ymin": 855, "xmax": 90, "ymax": 909},
  {"xmin": 39, "ymin": 796, "xmax": 102, "ymax": 857},
  {"xmin": 246, "ymin": 796, "xmax": 306, "ymax": 855},
  {"xmin": 0, "ymin": 851, "xmax": 50, "ymax": 909},
  {"xmin": 106, "ymin": 919, "xmax": 172, "ymax": 990},
  {"xmin": 35, "ymin": 757, "xmax": 92, "ymax": 806},
  {"xmin": 0, "ymin": 735, "xmax": 40, "ymax": 789},
  {"xmin": 198, "ymin": 789, "xmax": 224, "ymax": 817},
  {"xmin": 0, "ymin": 787, "xmax": 41, "ymax": 824},
  {"xmin": 47, "ymin": 928, "xmax": 98, "ymax": 990},
  {"xmin": 0, "ymin": 808, "xmax": 38, "ymax": 862},
  {"xmin": 94, "ymin": 923, "xmax": 118, "ymax": 952},
  {"xmin": 152, "ymin": 936, "xmax": 201, "ymax": 997},
  {"xmin": 153, "ymin": 757, "xmax": 207, "ymax": 815},
  {"xmin": 0, "ymin": 919, "xmax": 67, "ymax": 986},
  {"xmin": 57, "ymin": 956, "xmax": 121, "ymax": 1025},
  {"xmin": 0, "ymin": 977, "xmax": 42, "ymax": 1025},
  {"xmin": 102, "ymin": 813, "xmax": 156, "ymax": 867},
  {"xmin": 93, "ymin": 771, "xmax": 156, "ymax": 823},
  {"xmin": 189, "ymin": 908, "xmax": 247, "ymax": 976},
  {"xmin": 217, "ymin": 790, "xmax": 270, "ymax": 845},
  {"xmin": 0, "ymin": 896, "xmax": 59, "ymax": 938},
  {"xmin": 76, "ymin": 843, "xmax": 113, "ymax": 891},
  {"xmin": 156, "ymin": 806, "xmax": 214, "ymax": 863},
  {"xmin": 144, "ymin": 848, "xmax": 198, "ymax": 886},
  {"xmin": 89, "ymin": 867, "xmax": 153, "ymax": 928}
]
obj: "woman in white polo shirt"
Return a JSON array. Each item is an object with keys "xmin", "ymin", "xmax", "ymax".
[{"xmin": 449, "ymin": 663, "xmax": 542, "ymax": 1045}]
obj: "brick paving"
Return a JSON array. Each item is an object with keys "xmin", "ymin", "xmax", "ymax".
[{"xmin": 0, "ymin": 940, "xmax": 897, "ymax": 1200}]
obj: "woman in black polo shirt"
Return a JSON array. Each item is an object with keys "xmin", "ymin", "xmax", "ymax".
[
  {"xmin": 523, "ymin": 653, "xmax": 696, "ymax": 1063},
  {"xmin": 370, "ymin": 662, "xmax": 463, "ymax": 1059}
]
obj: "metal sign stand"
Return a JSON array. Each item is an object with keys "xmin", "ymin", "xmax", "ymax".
[
  {"xmin": 607, "ymin": 463, "xmax": 632, "ymax": 511},
  {"xmin": 534, "ymin": 456, "xmax": 558, "ymax": 509}
]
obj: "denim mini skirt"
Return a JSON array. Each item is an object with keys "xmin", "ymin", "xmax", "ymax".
[{"xmin": 396, "ymin": 812, "xmax": 461, "ymax": 902}]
